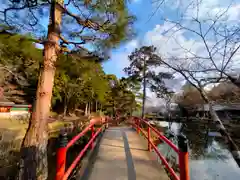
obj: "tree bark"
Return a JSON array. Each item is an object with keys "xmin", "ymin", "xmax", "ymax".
[
  {"xmin": 18, "ymin": 1, "xmax": 63, "ymax": 180},
  {"xmin": 85, "ymin": 102, "xmax": 88, "ymax": 116},
  {"xmin": 63, "ymin": 89, "xmax": 68, "ymax": 116},
  {"xmin": 89, "ymin": 102, "xmax": 91, "ymax": 115},
  {"xmin": 95, "ymin": 100, "xmax": 98, "ymax": 112},
  {"xmin": 112, "ymin": 100, "xmax": 115, "ymax": 118},
  {"xmin": 63, "ymin": 101, "xmax": 67, "ymax": 116}
]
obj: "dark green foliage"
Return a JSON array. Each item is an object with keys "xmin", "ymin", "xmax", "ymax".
[
  {"xmin": 103, "ymin": 77, "xmax": 137, "ymax": 116},
  {"xmin": 124, "ymin": 46, "xmax": 172, "ymax": 92},
  {"xmin": 0, "ymin": 31, "xmax": 42, "ymax": 103},
  {"xmin": 124, "ymin": 46, "xmax": 161, "ymax": 80},
  {"xmin": 150, "ymin": 72, "xmax": 174, "ymax": 98},
  {"xmin": 0, "ymin": 32, "xmax": 137, "ymax": 115},
  {"xmin": 124, "ymin": 45, "xmax": 173, "ymax": 116},
  {"xmin": 1, "ymin": 0, "xmax": 135, "ymax": 57}
]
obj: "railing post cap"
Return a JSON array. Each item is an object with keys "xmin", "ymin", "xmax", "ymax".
[
  {"xmin": 58, "ymin": 129, "xmax": 68, "ymax": 148},
  {"xmin": 177, "ymin": 133, "xmax": 188, "ymax": 152},
  {"xmin": 178, "ymin": 133, "xmax": 187, "ymax": 140}
]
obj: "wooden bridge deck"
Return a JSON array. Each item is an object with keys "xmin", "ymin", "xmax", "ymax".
[{"xmin": 79, "ymin": 126, "xmax": 170, "ymax": 180}]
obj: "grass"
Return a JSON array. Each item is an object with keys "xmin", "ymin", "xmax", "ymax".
[{"xmin": 0, "ymin": 115, "xmax": 91, "ymax": 179}]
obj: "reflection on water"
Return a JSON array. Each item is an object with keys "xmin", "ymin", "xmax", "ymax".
[{"xmin": 153, "ymin": 121, "xmax": 240, "ymax": 180}]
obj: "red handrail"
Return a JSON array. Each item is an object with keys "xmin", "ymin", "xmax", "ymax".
[
  {"xmin": 55, "ymin": 118, "xmax": 109, "ymax": 180},
  {"xmin": 140, "ymin": 118, "xmax": 179, "ymax": 153},
  {"xmin": 131, "ymin": 116, "xmax": 190, "ymax": 180},
  {"xmin": 55, "ymin": 116, "xmax": 189, "ymax": 180},
  {"xmin": 63, "ymin": 126, "xmax": 103, "ymax": 180},
  {"xmin": 66, "ymin": 123, "xmax": 94, "ymax": 149}
]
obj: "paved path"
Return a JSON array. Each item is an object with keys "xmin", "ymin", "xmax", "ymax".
[{"xmin": 83, "ymin": 126, "xmax": 169, "ymax": 180}]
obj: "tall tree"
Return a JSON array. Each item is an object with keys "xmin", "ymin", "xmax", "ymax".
[
  {"xmin": 124, "ymin": 46, "xmax": 172, "ymax": 118},
  {"xmin": 103, "ymin": 77, "xmax": 137, "ymax": 117},
  {"xmin": 144, "ymin": 0, "xmax": 240, "ymax": 165},
  {"xmin": 1, "ymin": 1, "xmax": 135, "ymax": 179},
  {"xmin": 148, "ymin": 46, "xmax": 240, "ymax": 167},
  {"xmin": 150, "ymin": 0, "xmax": 240, "ymax": 87},
  {"xmin": 149, "ymin": 69, "xmax": 174, "ymax": 114}
]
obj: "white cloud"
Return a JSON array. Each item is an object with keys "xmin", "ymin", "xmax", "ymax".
[
  {"xmin": 111, "ymin": 20, "xmax": 239, "ymax": 104},
  {"xmin": 110, "ymin": 0, "xmax": 240, "ymax": 106},
  {"xmin": 184, "ymin": 0, "xmax": 240, "ymax": 21},
  {"xmin": 126, "ymin": 39, "xmax": 139, "ymax": 50},
  {"xmin": 155, "ymin": 0, "xmax": 240, "ymax": 22},
  {"xmin": 106, "ymin": 40, "xmax": 139, "ymax": 76},
  {"xmin": 145, "ymin": 21, "xmax": 240, "ymax": 75}
]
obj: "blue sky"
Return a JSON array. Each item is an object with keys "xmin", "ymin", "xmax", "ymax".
[
  {"xmin": 101, "ymin": 0, "xmax": 240, "ymax": 105},
  {"xmin": 103, "ymin": 0, "xmax": 165, "ymax": 78},
  {"xmin": 103, "ymin": 0, "xmax": 240, "ymax": 84}
]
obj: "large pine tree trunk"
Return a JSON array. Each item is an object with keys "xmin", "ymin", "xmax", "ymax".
[{"xmin": 18, "ymin": 2, "xmax": 63, "ymax": 180}]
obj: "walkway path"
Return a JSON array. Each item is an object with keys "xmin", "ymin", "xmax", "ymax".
[{"xmin": 81, "ymin": 126, "xmax": 169, "ymax": 180}]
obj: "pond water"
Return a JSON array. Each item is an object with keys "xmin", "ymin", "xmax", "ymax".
[{"xmin": 153, "ymin": 121, "xmax": 240, "ymax": 180}]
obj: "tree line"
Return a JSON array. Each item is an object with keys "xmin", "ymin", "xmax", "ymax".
[
  {"xmin": 0, "ymin": 31, "xmax": 139, "ymax": 117},
  {"xmin": 174, "ymin": 82, "xmax": 240, "ymax": 107}
]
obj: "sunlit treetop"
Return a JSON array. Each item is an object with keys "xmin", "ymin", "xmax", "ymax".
[{"xmin": 0, "ymin": 0, "xmax": 135, "ymax": 56}]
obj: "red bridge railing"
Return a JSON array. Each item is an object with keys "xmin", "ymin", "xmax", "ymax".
[
  {"xmin": 55, "ymin": 117, "xmax": 110, "ymax": 180},
  {"xmin": 55, "ymin": 116, "xmax": 189, "ymax": 180},
  {"xmin": 131, "ymin": 116, "xmax": 190, "ymax": 180}
]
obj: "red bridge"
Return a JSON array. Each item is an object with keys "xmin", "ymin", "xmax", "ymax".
[{"xmin": 55, "ymin": 117, "xmax": 190, "ymax": 180}]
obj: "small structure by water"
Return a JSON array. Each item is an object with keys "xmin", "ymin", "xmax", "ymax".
[
  {"xmin": 154, "ymin": 120, "xmax": 240, "ymax": 180},
  {"xmin": 0, "ymin": 97, "xmax": 31, "ymax": 120}
]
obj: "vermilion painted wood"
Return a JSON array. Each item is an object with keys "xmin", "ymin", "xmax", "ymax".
[
  {"xmin": 179, "ymin": 151, "xmax": 190, "ymax": 180},
  {"xmin": 131, "ymin": 122, "xmax": 179, "ymax": 180},
  {"xmin": 55, "ymin": 147, "xmax": 67, "ymax": 180},
  {"xmin": 131, "ymin": 117, "xmax": 190, "ymax": 180},
  {"xmin": 66, "ymin": 123, "xmax": 94, "ymax": 149},
  {"xmin": 91, "ymin": 126, "xmax": 94, "ymax": 150},
  {"xmin": 150, "ymin": 140, "xmax": 180, "ymax": 180},
  {"xmin": 56, "ymin": 120, "xmax": 115, "ymax": 180},
  {"xmin": 56, "ymin": 117, "xmax": 189, "ymax": 180},
  {"xmin": 148, "ymin": 126, "xmax": 151, "ymax": 151},
  {"xmin": 62, "ymin": 126, "xmax": 103, "ymax": 180},
  {"xmin": 133, "ymin": 116, "xmax": 179, "ymax": 153}
]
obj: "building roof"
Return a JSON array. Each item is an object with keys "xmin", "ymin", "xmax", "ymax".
[{"xmin": 194, "ymin": 103, "xmax": 240, "ymax": 111}]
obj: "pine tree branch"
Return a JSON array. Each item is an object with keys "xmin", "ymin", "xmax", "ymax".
[{"xmin": 57, "ymin": 3, "xmax": 110, "ymax": 31}]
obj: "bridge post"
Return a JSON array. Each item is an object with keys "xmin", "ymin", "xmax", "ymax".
[
  {"xmin": 178, "ymin": 134, "xmax": 190, "ymax": 180},
  {"xmin": 56, "ymin": 131, "xmax": 68, "ymax": 180},
  {"xmin": 105, "ymin": 117, "xmax": 109, "ymax": 129},
  {"xmin": 131, "ymin": 117, "xmax": 134, "ymax": 129},
  {"xmin": 147, "ymin": 126, "xmax": 151, "ymax": 151},
  {"xmin": 137, "ymin": 119, "xmax": 140, "ymax": 134},
  {"xmin": 91, "ymin": 125, "xmax": 95, "ymax": 150}
]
